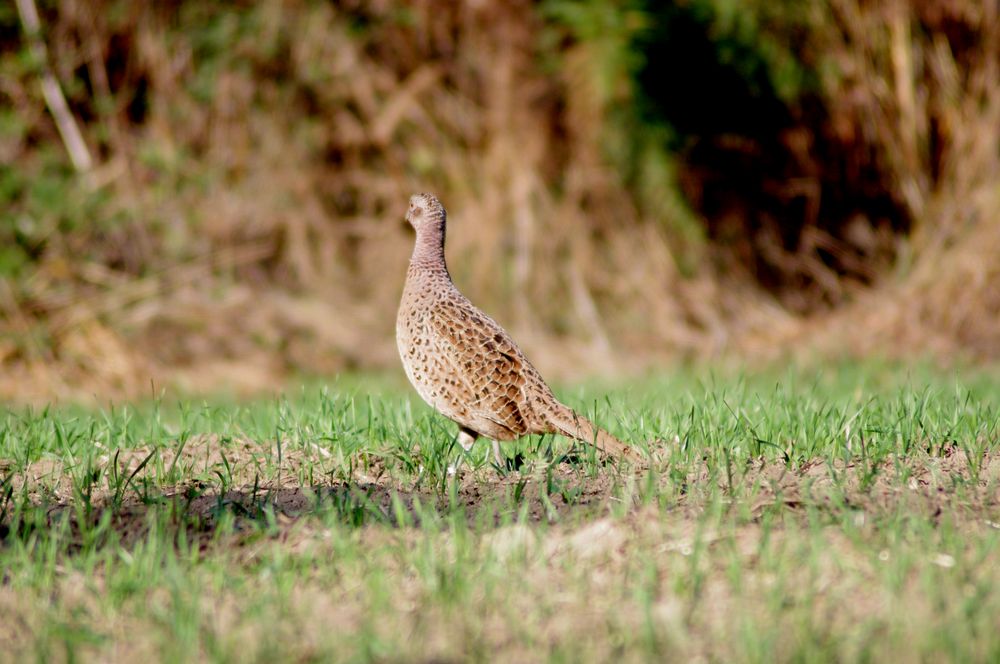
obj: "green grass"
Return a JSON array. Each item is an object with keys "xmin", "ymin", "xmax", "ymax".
[{"xmin": 1, "ymin": 363, "xmax": 999, "ymax": 662}]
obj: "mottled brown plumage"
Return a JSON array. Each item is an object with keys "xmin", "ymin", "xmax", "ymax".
[{"xmin": 396, "ymin": 193, "xmax": 636, "ymax": 462}]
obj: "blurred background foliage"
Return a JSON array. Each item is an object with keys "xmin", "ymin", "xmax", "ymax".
[{"xmin": 0, "ymin": 0, "xmax": 997, "ymax": 402}]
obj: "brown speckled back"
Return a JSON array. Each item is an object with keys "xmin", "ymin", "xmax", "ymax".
[{"xmin": 396, "ymin": 193, "xmax": 635, "ymax": 459}]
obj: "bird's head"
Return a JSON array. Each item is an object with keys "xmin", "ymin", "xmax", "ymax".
[{"xmin": 405, "ymin": 193, "xmax": 446, "ymax": 233}]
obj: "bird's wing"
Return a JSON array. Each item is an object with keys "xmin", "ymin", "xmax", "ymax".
[{"xmin": 427, "ymin": 298, "xmax": 530, "ymax": 438}]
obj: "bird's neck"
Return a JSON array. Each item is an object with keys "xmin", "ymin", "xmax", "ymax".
[{"xmin": 410, "ymin": 223, "xmax": 447, "ymax": 269}]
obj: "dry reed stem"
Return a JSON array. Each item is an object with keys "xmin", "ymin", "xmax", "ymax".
[{"xmin": 14, "ymin": 0, "xmax": 93, "ymax": 172}]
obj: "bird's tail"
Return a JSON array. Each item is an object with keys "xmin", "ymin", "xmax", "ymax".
[{"xmin": 546, "ymin": 402, "xmax": 638, "ymax": 460}]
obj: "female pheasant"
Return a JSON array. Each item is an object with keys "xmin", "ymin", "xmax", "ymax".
[{"xmin": 396, "ymin": 193, "xmax": 636, "ymax": 464}]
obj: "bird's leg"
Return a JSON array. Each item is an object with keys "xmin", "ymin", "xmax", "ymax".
[
  {"xmin": 491, "ymin": 439, "xmax": 503, "ymax": 468},
  {"xmin": 448, "ymin": 427, "xmax": 479, "ymax": 476},
  {"xmin": 458, "ymin": 428, "xmax": 477, "ymax": 452}
]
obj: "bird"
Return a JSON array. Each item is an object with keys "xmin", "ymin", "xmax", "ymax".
[{"xmin": 396, "ymin": 192, "xmax": 637, "ymax": 466}]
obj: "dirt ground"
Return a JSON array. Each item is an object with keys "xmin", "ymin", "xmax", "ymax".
[{"xmin": 7, "ymin": 435, "xmax": 999, "ymax": 550}]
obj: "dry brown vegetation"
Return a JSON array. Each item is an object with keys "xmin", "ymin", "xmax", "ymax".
[
  {"xmin": 1, "ymin": 0, "xmax": 998, "ymax": 403},
  {"xmin": 769, "ymin": 0, "xmax": 1000, "ymax": 358}
]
